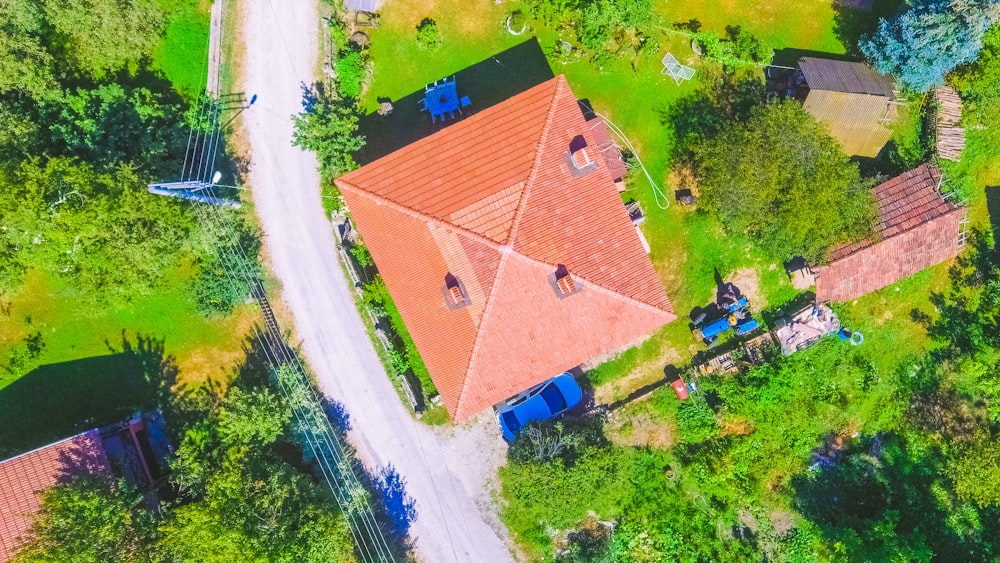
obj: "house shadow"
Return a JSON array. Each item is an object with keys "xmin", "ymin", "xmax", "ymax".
[
  {"xmin": 0, "ymin": 334, "xmax": 176, "ymax": 458},
  {"xmin": 770, "ymin": 47, "xmax": 859, "ymax": 68},
  {"xmin": 355, "ymin": 38, "xmax": 555, "ymax": 165}
]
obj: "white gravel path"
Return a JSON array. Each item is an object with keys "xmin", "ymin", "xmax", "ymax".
[{"xmin": 239, "ymin": 1, "xmax": 514, "ymax": 561}]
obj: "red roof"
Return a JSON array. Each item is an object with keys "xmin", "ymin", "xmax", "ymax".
[
  {"xmin": 816, "ymin": 164, "xmax": 965, "ymax": 302},
  {"xmin": 0, "ymin": 430, "xmax": 111, "ymax": 561},
  {"xmin": 337, "ymin": 75, "xmax": 675, "ymax": 421}
]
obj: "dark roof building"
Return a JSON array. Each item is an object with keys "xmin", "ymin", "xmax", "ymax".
[
  {"xmin": 336, "ymin": 75, "xmax": 675, "ymax": 421},
  {"xmin": 815, "ymin": 164, "xmax": 966, "ymax": 302},
  {"xmin": 798, "ymin": 57, "xmax": 897, "ymax": 157},
  {"xmin": 0, "ymin": 431, "xmax": 111, "ymax": 561}
]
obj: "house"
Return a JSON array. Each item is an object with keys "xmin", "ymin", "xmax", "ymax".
[
  {"xmin": 335, "ymin": 75, "xmax": 676, "ymax": 422},
  {"xmin": 0, "ymin": 430, "xmax": 112, "ymax": 561},
  {"xmin": 0, "ymin": 412, "xmax": 171, "ymax": 561},
  {"xmin": 814, "ymin": 164, "xmax": 966, "ymax": 302},
  {"xmin": 797, "ymin": 57, "xmax": 897, "ymax": 157}
]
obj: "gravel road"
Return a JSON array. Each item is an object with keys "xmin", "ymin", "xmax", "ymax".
[{"xmin": 240, "ymin": 1, "xmax": 514, "ymax": 561}]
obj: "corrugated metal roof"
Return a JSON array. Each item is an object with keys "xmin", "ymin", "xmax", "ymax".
[
  {"xmin": 344, "ymin": 0, "xmax": 383, "ymax": 12},
  {"xmin": 337, "ymin": 75, "xmax": 675, "ymax": 421},
  {"xmin": 799, "ymin": 57, "xmax": 895, "ymax": 97}
]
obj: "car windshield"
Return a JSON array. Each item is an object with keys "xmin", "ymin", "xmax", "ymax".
[
  {"xmin": 539, "ymin": 383, "xmax": 567, "ymax": 413},
  {"xmin": 501, "ymin": 411, "xmax": 521, "ymax": 433}
]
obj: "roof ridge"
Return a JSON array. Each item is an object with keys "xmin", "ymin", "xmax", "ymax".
[
  {"xmin": 503, "ymin": 75, "xmax": 566, "ymax": 247},
  {"xmin": 338, "ymin": 177, "xmax": 675, "ymax": 316},
  {"xmin": 452, "ymin": 247, "xmax": 514, "ymax": 417}
]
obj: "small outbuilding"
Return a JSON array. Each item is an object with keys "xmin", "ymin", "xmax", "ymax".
[
  {"xmin": 797, "ymin": 57, "xmax": 897, "ymax": 158},
  {"xmin": 814, "ymin": 164, "xmax": 966, "ymax": 302}
]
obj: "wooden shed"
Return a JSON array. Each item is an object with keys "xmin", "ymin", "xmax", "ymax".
[{"xmin": 798, "ymin": 57, "xmax": 897, "ymax": 158}]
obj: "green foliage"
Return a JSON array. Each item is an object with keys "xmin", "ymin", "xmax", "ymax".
[
  {"xmin": 0, "ymin": 1, "xmax": 55, "ymax": 97},
  {"xmin": 953, "ymin": 435, "xmax": 1000, "ymax": 507},
  {"xmin": 524, "ymin": 0, "xmax": 578, "ymax": 26},
  {"xmin": 13, "ymin": 475, "xmax": 160, "ymax": 563},
  {"xmin": 192, "ymin": 223, "xmax": 262, "ymax": 315},
  {"xmin": 292, "ymin": 84, "xmax": 366, "ymax": 181},
  {"xmin": 676, "ymin": 399, "xmax": 718, "ymax": 443},
  {"xmin": 692, "ymin": 100, "xmax": 878, "ymax": 262},
  {"xmin": 416, "ymin": 18, "xmax": 442, "ymax": 51},
  {"xmin": 43, "ymin": 0, "xmax": 164, "ymax": 77},
  {"xmin": 577, "ymin": 0, "xmax": 656, "ymax": 55},
  {"xmin": 362, "ymin": 276, "xmax": 437, "ymax": 396},
  {"xmin": 164, "ymin": 376, "xmax": 356, "ymax": 562},
  {"xmin": 0, "ymin": 158, "xmax": 198, "ymax": 301},
  {"xmin": 348, "ymin": 242, "xmax": 374, "ymax": 268},
  {"xmin": 38, "ymin": 83, "xmax": 187, "ymax": 173},
  {"xmin": 336, "ymin": 50, "xmax": 366, "ymax": 99},
  {"xmin": 693, "ymin": 26, "xmax": 774, "ymax": 71},
  {"xmin": 860, "ymin": 0, "xmax": 1000, "ymax": 92}
]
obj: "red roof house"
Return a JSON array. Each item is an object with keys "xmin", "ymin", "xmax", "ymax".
[
  {"xmin": 336, "ymin": 75, "xmax": 675, "ymax": 421},
  {"xmin": 814, "ymin": 164, "xmax": 965, "ymax": 302},
  {"xmin": 0, "ymin": 430, "xmax": 111, "ymax": 561}
]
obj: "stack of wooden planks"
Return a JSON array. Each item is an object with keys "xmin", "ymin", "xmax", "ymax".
[{"xmin": 933, "ymin": 86, "xmax": 965, "ymax": 162}]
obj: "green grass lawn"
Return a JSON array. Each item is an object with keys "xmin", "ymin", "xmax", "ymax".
[
  {"xmin": 358, "ymin": 0, "xmax": 983, "ymax": 401},
  {"xmin": 151, "ymin": 0, "xmax": 212, "ymax": 98},
  {"xmin": 0, "ymin": 269, "xmax": 253, "ymax": 455}
]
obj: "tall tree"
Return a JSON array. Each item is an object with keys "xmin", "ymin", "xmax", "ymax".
[
  {"xmin": 860, "ymin": 0, "xmax": 1000, "ymax": 92},
  {"xmin": 42, "ymin": 0, "xmax": 164, "ymax": 77},
  {"xmin": 12, "ymin": 475, "xmax": 160, "ymax": 563},
  {"xmin": 691, "ymin": 100, "xmax": 876, "ymax": 262}
]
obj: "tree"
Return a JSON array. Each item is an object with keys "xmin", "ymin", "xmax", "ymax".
[
  {"xmin": 0, "ymin": 158, "xmax": 198, "ymax": 301},
  {"xmin": 859, "ymin": 0, "xmax": 1000, "ymax": 92},
  {"xmin": 691, "ymin": 100, "xmax": 877, "ymax": 262},
  {"xmin": 12, "ymin": 475, "xmax": 160, "ymax": 563},
  {"xmin": 292, "ymin": 83, "xmax": 366, "ymax": 181},
  {"xmin": 43, "ymin": 0, "xmax": 164, "ymax": 77},
  {"xmin": 952, "ymin": 436, "xmax": 1000, "ymax": 507},
  {"xmin": 415, "ymin": 18, "xmax": 441, "ymax": 51},
  {"xmin": 0, "ymin": 0, "xmax": 55, "ymax": 97}
]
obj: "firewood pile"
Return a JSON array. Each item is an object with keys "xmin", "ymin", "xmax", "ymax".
[{"xmin": 933, "ymin": 86, "xmax": 965, "ymax": 162}]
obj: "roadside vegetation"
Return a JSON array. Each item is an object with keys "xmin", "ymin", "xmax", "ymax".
[
  {"xmin": 1, "ymin": 0, "xmax": 369, "ymax": 559},
  {"xmin": 340, "ymin": 0, "xmax": 1000, "ymax": 558}
]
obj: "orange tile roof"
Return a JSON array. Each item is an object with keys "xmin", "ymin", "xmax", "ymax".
[
  {"xmin": 337, "ymin": 75, "xmax": 675, "ymax": 421},
  {"xmin": 816, "ymin": 164, "xmax": 965, "ymax": 302},
  {"xmin": 0, "ymin": 430, "xmax": 111, "ymax": 561}
]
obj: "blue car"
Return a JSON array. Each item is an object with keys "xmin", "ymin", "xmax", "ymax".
[{"xmin": 497, "ymin": 373, "xmax": 584, "ymax": 441}]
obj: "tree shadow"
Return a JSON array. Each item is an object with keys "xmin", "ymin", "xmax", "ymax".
[
  {"xmin": 791, "ymin": 433, "xmax": 1000, "ymax": 560},
  {"xmin": 355, "ymin": 38, "xmax": 554, "ymax": 165},
  {"xmin": 372, "ymin": 464, "xmax": 418, "ymax": 537},
  {"xmin": 659, "ymin": 70, "xmax": 764, "ymax": 159},
  {"xmin": 0, "ymin": 332, "xmax": 178, "ymax": 458},
  {"xmin": 831, "ymin": 0, "xmax": 907, "ymax": 57},
  {"xmin": 987, "ymin": 186, "xmax": 1000, "ymax": 249}
]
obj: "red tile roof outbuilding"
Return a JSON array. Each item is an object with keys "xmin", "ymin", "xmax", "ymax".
[
  {"xmin": 815, "ymin": 164, "xmax": 965, "ymax": 302},
  {"xmin": 0, "ymin": 430, "xmax": 112, "ymax": 561},
  {"xmin": 336, "ymin": 75, "xmax": 675, "ymax": 421}
]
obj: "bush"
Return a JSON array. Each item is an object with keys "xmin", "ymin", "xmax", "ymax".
[
  {"xmin": 693, "ymin": 26, "xmax": 773, "ymax": 71},
  {"xmin": 335, "ymin": 50, "xmax": 365, "ymax": 99},
  {"xmin": 415, "ymin": 18, "xmax": 441, "ymax": 51},
  {"xmin": 676, "ymin": 400, "xmax": 718, "ymax": 443},
  {"xmin": 292, "ymin": 83, "xmax": 365, "ymax": 180}
]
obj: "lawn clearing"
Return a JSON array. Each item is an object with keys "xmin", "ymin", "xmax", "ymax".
[{"xmin": 0, "ymin": 269, "xmax": 254, "ymax": 456}]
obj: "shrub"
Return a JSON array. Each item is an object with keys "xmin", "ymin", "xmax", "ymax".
[
  {"xmin": 335, "ymin": 50, "xmax": 365, "ymax": 99},
  {"xmin": 415, "ymin": 18, "xmax": 441, "ymax": 51},
  {"xmin": 693, "ymin": 26, "xmax": 773, "ymax": 71},
  {"xmin": 677, "ymin": 400, "xmax": 718, "ymax": 443}
]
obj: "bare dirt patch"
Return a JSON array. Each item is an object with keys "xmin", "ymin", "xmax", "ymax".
[
  {"xmin": 719, "ymin": 416, "xmax": 756, "ymax": 436},
  {"xmin": 606, "ymin": 411, "xmax": 676, "ymax": 450},
  {"xmin": 729, "ymin": 267, "xmax": 765, "ymax": 309}
]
